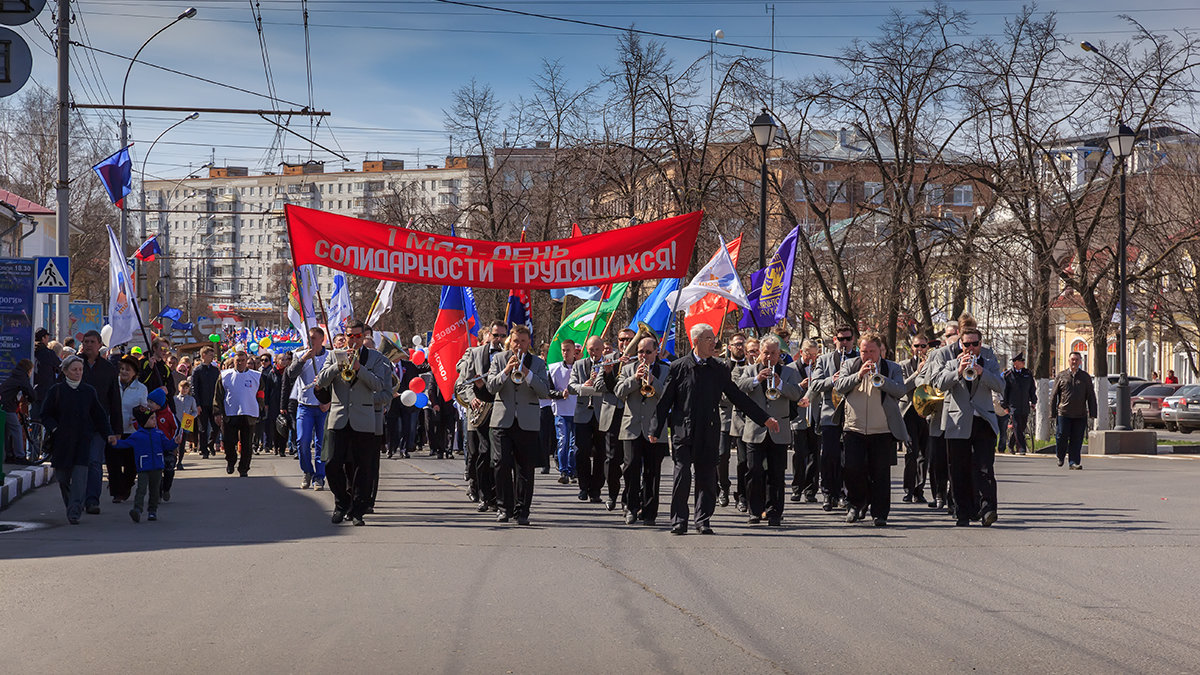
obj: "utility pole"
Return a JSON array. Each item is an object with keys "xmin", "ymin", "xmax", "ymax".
[{"xmin": 54, "ymin": 1, "xmax": 70, "ymax": 339}]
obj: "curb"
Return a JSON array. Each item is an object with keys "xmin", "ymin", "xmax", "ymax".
[{"xmin": 0, "ymin": 465, "xmax": 55, "ymax": 511}]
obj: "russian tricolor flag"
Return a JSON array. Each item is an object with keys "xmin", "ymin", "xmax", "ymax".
[
  {"xmin": 134, "ymin": 235, "xmax": 162, "ymax": 262},
  {"xmin": 92, "ymin": 145, "xmax": 133, "ymax": 208}
]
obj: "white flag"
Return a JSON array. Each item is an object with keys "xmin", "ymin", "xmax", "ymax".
[
  {"xmin": 287, "ymin": 265, "xmax": 319, "ymax": 347},
  {"xmin": 326, "ymin": 270, "xmax": 354, "ymax": 335},
  {"xmin": 365, "ymin": 279, "xmax": 396, "ymax": 328},
  {"xmin": 106, "ymin": 225, "xmax": 141, "ymax": 346},
  {"xmin": 664, "ymin": 236, "xmax": 751, "ymax": 311}
]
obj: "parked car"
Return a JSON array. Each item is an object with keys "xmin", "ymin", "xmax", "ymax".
[
  {"xmin": 1106, "ymin": 377, "xmax": 1153, "ymax": 420},
  {"xmin": 1161, "ymin": 385, "xmax": 1200, "ymax": 433},
  {"xmin": 1129, "ymin": 384, "xmax": 1184, "ymax": 428}
]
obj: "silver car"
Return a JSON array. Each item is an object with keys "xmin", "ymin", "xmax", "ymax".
[{"xmin": 1160, "ymin": 385, "xmax": 1200, "ymax": 433}]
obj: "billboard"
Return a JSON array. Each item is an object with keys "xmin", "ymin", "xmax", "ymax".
[
  {"xmin": 0, "ymin": 258, "xmax": 36, "ymax": 375},
  {"xmin": 68, "ymin": 302, "xmax": 104, "ymax": 342}
]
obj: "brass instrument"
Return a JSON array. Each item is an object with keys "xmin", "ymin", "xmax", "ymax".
[
  {"xmin": 510, "ymin": 349, "xmax": 527, "ymax": 384},
  {"xmin": 912, "ymin": 384, "xmax": 946, "ymax": 417},
  {"xmin": 455, "ymin": 375, "xmax": 484, "ymax": 406},
  {"xmin": 963, "ymin": 354, "xmax": 980, "ymax": 382},
  {"xmin": 333, "ymin": 349, "xmax": 356, "ymax": 382},
  {"xmin": 637, "ymin": 357, "xmax": 656, "ymax": 398},
  {"xmin": 869, "ymin": 361, "xmax": 886, "ymax": 388}
]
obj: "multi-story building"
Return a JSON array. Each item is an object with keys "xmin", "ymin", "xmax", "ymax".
[{"xmin": 143, "ymin": 156, "xmax": 481, "ymax": 323}]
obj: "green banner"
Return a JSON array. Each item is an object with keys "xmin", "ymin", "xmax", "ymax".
[{"xmin": 547, "ymin": 283, "xmax": 629, "ymax": 364}]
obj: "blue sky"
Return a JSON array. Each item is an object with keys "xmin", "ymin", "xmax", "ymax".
[{"xmin": 11, "ymin": 0, "xmax": 1200, "ymax": 180}]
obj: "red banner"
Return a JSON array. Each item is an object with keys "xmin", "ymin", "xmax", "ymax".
[{"xmin": 285, "ymin": 205, "xmax": 703, "ymax": 290}]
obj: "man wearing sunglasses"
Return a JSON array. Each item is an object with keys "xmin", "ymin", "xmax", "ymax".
[
  {"xmin": 808, "ymin": 325, "xmax": 859, "ymax": 512},
  {"xmin": 930, "ymin": 323, "xmax": 1004, "ymax": 527}
]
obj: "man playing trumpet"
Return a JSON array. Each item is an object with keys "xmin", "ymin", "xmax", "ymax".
[
  {"xmin": 485, "ymin": 325, "xmax": 550, "ymax": 525},
  {"xmin": 613, "ymin": 337, "xmax": 671, "ymax": 525},
  {"xmin": 736, "ymin": 335, "xmax": 803, "ymax": 526}
]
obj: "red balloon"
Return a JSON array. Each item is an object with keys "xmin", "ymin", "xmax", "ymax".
[
  {"xmin": 411, "ymin": 350, "xmax": 427, "ymax": 365},
  {"xmin": 409, "ymin": 377, "xmax": 426, "ymax": 394}
]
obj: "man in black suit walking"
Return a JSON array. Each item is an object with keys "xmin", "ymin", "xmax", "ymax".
[{"xmin": 651, "ymin": 323, "xmax": 778, "ymax": 535}]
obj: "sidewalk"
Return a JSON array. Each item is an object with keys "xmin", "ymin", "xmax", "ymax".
[{"xmin": 0, "ymin": 464, "xmax": 55, "ymax": 511}]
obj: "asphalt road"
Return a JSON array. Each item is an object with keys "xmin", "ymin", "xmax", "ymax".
[{"xmin": 3, "ymin": 448, "xmax": 1199, "ymax": 674}]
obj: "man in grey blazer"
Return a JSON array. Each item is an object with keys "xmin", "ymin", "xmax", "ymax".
[
  {"xmin": 729, "ymin": 337, "xmax": 759, "ymax": 512},
  {"xmin": 613, "ymin": 336, "xmax": 671, "ymax": 525},
  {"xmin": 921, "ymin": 322, "xmax": 959, "ymax": 511},
  {"xmin": 930, "ymin": 324, "xmax": 1003, "ymax": 527},
  {"xmin": 834, "ymin": 333, "xmax": 910, "ymax": 526},
  {"xmin": 737, "ymin": 335, "xmax": 803, "ymax": 526},
  {"xmin": 456, "ymin": 321, "xmax": 506, "ymax": 511},
  {"xmin": 596, "ymin": 327, "xmax": 636, "ymax": 510},
  {"xmin": 486, "ymin": 325, "xmax": 550, "ymax": 525},
  {"xmin": 568, "ymin": 335, "xmax": 609, "ymax": 504},
  {"xmin": 809, "ymin": 325, "xmax": 859, "ymax": 512},
  {"xmin": 316, "ymin": 318, "xmax": 392, "ymax": 526}
]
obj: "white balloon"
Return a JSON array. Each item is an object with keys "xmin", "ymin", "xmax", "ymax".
[
  {"xmin": 400, "ymin": 390, "xmax": 417, "ymax": 407},
  {"xmin": 100, "ymin": 324, "xmax": 113, "ymax": 345},
  {"xmin": 411, "ymin": 334, "xmax": 424, "ymax": 347}
]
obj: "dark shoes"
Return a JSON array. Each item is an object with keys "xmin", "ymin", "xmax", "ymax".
[
  {"xmin": 496, "ymin": 512, "xmax": 511, "ymax": 523},
  {"xmin": 736, "ymin": 501, "xmax": 748, "ymax": 513},
  {"xmin": 845, "ymin": 508, "xmax": 865, "ymax": 523},
  {"xmin": 625, "ymin": 512, "xmax": 638, "ymax": 525},
  {"xmin": 85, "ymin": 504, "xmax": 101, "ymax": 515},
  {"xmin": 516, "ymin": 515, "xmax": 530, "ymax": 526},
  {"xmin": 476, "ymin": 502, "xmax": 490, "ymax": 513},
  {"xmin": 557, "ymin": 475, "xmax": 570, "ymax": 485},
  {"xmin": 955, "ymin": 518, "xmax": 970, "ymax": 527},
  {"xmin": 1069, "ymin": 463, "xmax": 1083, "ymax": 470},
  {"xmin": 697, "ymin": 525, "xmax": 715, "ymax": 535},
  {"xmin": 129, "ymin": 509, "xmax": 140, "ymax": 523},
  {"xmin": 352, "ymin": 516, "xmax": 365, "ymax": 526},
  {"xmin": 767, "ymin": 518, "xmax": 781, "ymax": 527},
  {"xmin": 804, "ymin": 493, "xmax": 818, "ymax": 503},
  {"xmin": 147, "ymin": 513, "xmax": 158, "ymax": 522},
  {"xmin": 577, "ymin": 490, "xmax": 588, "ymax": 501},
  {"xmin": 981, "ymin": 510, "xmax": 998, "ymax": 527},
  {"xmin": 902, "ymin": 494, "xmax": 913, "ymax": 503},
  {"xmin": 605, "ymin": 499, "xmax": 617, "ymax": 511},
  {"xmin": 873, "ymin": 518, "xmax": 887, "ymax": 527},
  {"xmin": 822, "ymin": 501, "xmax": 835, "ymax": 512},
  {"xmin": 912, "ymin": 493, "xmax": 928, "ymax": 504},
  {"xmin": 226, "ymin": 463, "xmax": 235, "ymax": 474},
  {"xmin": 718, "ymin": 491, "xmax": 730, "ymax": 507},
  {"xmin": 331, "ymin": 509, "xmax": 345, "ymax": 524},
  {"xmin": 747, "ymin": 515, "xmax": 762, "ymax": 524},
  {"xmin": 589, "ymin": 496, "xmax": 602, "ymax": 504},
  {"xmin": 1057, "ymin": 457, "xmax": 1065, "ymax": 467},
  {"xmin": 670, "ymin": 523, "xmax": 687, "ymax": 535}
]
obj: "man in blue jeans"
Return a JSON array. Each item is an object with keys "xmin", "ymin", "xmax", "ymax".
[
  {"xmin": 287, "ymin": 326, "xmax": 330, "ymax": 489},
  {"xmin": 1051, "ymin": 351, "xmax": 1096, "ymax": 470},
  {"xmin": 548, "ymin": 339, "xmax": 577, "ymax": 482}
]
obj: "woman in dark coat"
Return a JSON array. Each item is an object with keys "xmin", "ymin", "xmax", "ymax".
[{"xmin": 41, "ymin": 355, "xmax": 117, "ymax": 524}]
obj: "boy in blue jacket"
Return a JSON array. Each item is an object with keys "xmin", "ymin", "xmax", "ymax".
[{"xmin": 113, "ymin": 407, "xmax": 177, "ymax": 522}]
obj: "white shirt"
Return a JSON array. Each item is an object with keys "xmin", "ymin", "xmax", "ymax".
[
  {"xmin": 293, "ymin": 348, "xmax": 328, "ymax": 406},
  {"xmin": 220, "ymin": 368, "xmax": 262, "ymax": 416},
  {"xmin": 549, "ymin": 361, "xmax": 577, "ymax": 417}
]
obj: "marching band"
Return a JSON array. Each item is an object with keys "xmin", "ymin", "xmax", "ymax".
[{"xmin": 444, "ymin": 312, "xmax": 1006, "ymax": 531}]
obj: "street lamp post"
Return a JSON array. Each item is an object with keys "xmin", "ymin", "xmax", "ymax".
[
  {"xmin": 119, "ymin": 7, "xmax": 197, "ymax": 256},
  {"xmin": 709, "ymin": 29, "xmax": 724, "ymax": 111},
  {"xmin": 138, "ymin": 112, "xmax": 199, "ymax": 313},
  {"xmin": 1108, "ymin": 122, "xmax": 1136, "ymax": 430},
  {"xmin": 750, "ymin": 108, "xmax": 778, "ymax": 269}
]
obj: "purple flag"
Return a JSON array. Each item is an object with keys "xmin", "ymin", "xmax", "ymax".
[{"xmin": 739, "ymin": 225, "xmax": 799, "ymax": 329}]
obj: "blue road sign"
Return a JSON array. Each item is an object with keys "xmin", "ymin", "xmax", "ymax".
[{"xmin": 35, "ymin": 256, "xmax": 70, "ymax": 293}]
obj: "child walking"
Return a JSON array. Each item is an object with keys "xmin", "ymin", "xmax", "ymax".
[
  {"xmin": 175, "ymin": 380, "xmax": 199, "ymax": 470},
  {"xmin": 113, "ymin": 407, "xmax": 177, "ymax": 522}
]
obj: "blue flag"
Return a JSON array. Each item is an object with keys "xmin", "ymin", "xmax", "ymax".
[
  {"xmin": 92, "ymin": 146, "xmax": 133, "ymax": 208},
  {"xmin": 629, "ymin": 278, "xmax": 679, "ymax": 356},
  {"xmin": 158, "ymin": 306, "xmax": 183, "ymax": 322},
  {"xmin": 740, "ymin": 225, "xmax": 799, "ymax": 329}
]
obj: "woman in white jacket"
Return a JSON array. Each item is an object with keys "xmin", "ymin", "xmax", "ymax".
[{"xmin": 108, "ymin": 355, "xmax": 148, "ymax": 502}]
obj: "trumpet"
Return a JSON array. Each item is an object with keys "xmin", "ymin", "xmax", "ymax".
[
  {"xmin": 333, "ymin": 349, "xmax": 356, "ymax": 382},
  {"xmin": 637, "ymin": 357, "xmax": 656, "ymax": 398},
  {"xmin": 510, "ymin": 349, "xmax": 527, "ymax": 384},
  {"xmin": 762, "ymin": 356, "xmax": 782, "ymax": 401},
  {"xmin": 963, "ymin": 354, "xmax": 980, "ymax": 382},
  {"xmin": 869, "ymin": 361, "xmax": 886, "ymax": 388}
]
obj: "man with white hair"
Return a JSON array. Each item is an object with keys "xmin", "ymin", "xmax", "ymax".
[{"xmin": 651, "ymin": 324, "xmax": 779, "ymax": 535}]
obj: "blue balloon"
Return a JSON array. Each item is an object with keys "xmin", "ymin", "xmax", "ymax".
[
  {"xmin": 414, "ymin": 392, "xmax": 429, "ymax": 409},
  {"xmin": 249, "ymin": 342, "xmax": 259, "ymax": 353}
]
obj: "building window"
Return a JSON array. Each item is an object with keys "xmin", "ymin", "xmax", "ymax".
[
  {"xmin": 863, "ymin": 182, "xmax": 884, "ymax": 204},
  {"xmin": 951, "ymin": 184, "xmax": 974, "ymax": 206},
  {"xmin": 925, "ymin": 183, "xmax": 944, "ymax": 206},
  {"xmin": 825, "ymin": 181, "xmax": 847, "ymax": 203},
  {"xmin": 793, "ymin": 181, "xmax": 808, "ymax": 202}
]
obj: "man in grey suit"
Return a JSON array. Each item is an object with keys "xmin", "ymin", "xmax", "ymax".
[
  {"xmin": 835, "ymin": 333, "xmax": 910, "ymax": 526},
  {"xmin": 596, "ymin": 327, "xmax": 636, "ymax": 511},
  {"xmin": 729, "ymin": 337, "xmax": 759, "ymax": 512},
  {"xmin": 456, "ymin": 321, "xmax": 506, "ymax": 512},
  {"xmin": 316, "ymin": 318, "xmax": 393, "ymax": 526},
  {"xmin": 922, "ymin": 322, "xmax": 959, "ymax": 511},
  {"xmin": 568, "ymin": 335, "xmax": 608, "ymax": 504},
  {"xmin": 809, "ymin": 325, "xmax": 859, "ymax": 512},
  {"xmin": 613, "ymin": 336, "xmax": 670, "ymax": 525},
  {"xmin": 486, "ymin": 325, "xmax": 550, "ymax": 525},
  {"xmin": 930, "ymin": 324, "xmax": 1003, "ymax": 527},
  {"xmin": 737, "ymin": 335, "xmax": 803, "ymax": 526}
]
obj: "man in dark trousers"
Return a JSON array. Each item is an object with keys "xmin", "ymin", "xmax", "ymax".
[
  {"xmin": 485, "ymin": 324, "xmax": 550, "ymax": 526},
  {"xmin": 456, "ymin": 321, "xmax": 506, "ymax": 510},
  {"xmin": 1003, "ymin": 353, "xmax": 1037, "ymax": 455},
  {"xmin": 190, "ymin": 346, "xmax": 221, "ymax": 458},
  {"xmin": 422, "ymin": 371, "xmax": 458, "ymax": 459},
  {"xmin": 1050, "ymin": 351, "xmax": 1096, "ymax": 470},
  {"xmin": 79, "ymin": 330, "xmax": 122, "ymax": 514},
  {"xmin": 32, "ymin": 327, "xmax": 60, "ymax": 420},
  {"xmin": 808, "ymin": 325, "xmax": 859, "ymax": 512},
  {"xmin": 899, "ymin": 333, "xmax": 932, "ymax": 503},
  {"xmin": 568, "ymin": 335, "xmax": 609, "ymax": 504},
  {"xmin": 651, "ymin": 323, "xmax": 778, "ymax": 535}
]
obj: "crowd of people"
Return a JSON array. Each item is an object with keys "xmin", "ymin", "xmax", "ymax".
[{"xmin": 2, "ymin": 310, "xmax": 1103, "ymax": 531}]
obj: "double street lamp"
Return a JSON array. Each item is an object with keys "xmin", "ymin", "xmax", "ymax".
[
  {"xmin": 750, "ymin": 108, "xmax": 779, "ymax": 269},
  {"xmin": 1108, "ymin": 122, "xmax": 1136, "ymax": 430}
]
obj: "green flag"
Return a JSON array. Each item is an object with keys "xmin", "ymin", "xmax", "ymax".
[{"xmin": 548, "ymin": 283, "xmax": 629, "ymax": 364}]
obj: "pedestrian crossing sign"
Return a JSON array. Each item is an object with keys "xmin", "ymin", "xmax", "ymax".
[{"xmin": 35, "ymin": 256, "xmax": 70, "ymax": 293}]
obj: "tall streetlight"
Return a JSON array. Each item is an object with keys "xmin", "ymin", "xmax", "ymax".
[
  {"xmin": 119, "ymin": 6, "xmax": 197, "ymax": 256},
  {"xmin": 709, "ymin": 29, "xmax": 724, "ymax": 111},
  {"xmin": 138, "ymin": 112, "xmax": 200, "ymax": 312},
  {"xmin": 750, "ymin": 108, "xmax": 778, "ymax": 269},
  {"xmin": 1108, "ymin": 121, "xmax": 1136, "ymax": 430}
]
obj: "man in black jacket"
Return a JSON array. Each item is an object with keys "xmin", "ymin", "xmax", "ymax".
[
  {"xmin": 1002, "ymin": 353, "xmax": 1037, "ymax": 455},
  {"xmin": 190, "ymin": 346, "xmax": 221, "ymax": 458},
  {"xmin": 79, "ymin": 330, "xmax": 122, "ymax": 514},
  {"xmin": 32, "ymin": 327, "xmax": 60, "ymax": 420},
  {"xmin": 651, "ymin": 323, "xmax": 778, "ymax": 535}
]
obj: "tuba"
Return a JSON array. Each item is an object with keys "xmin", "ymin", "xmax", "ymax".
[
  {"xmin": 379, "ymin": 334, "xmax": 408, "ymax": 364},
  {"xmin": 912, "ymin": 384, "xmax": 946, "ymax": 417}
]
